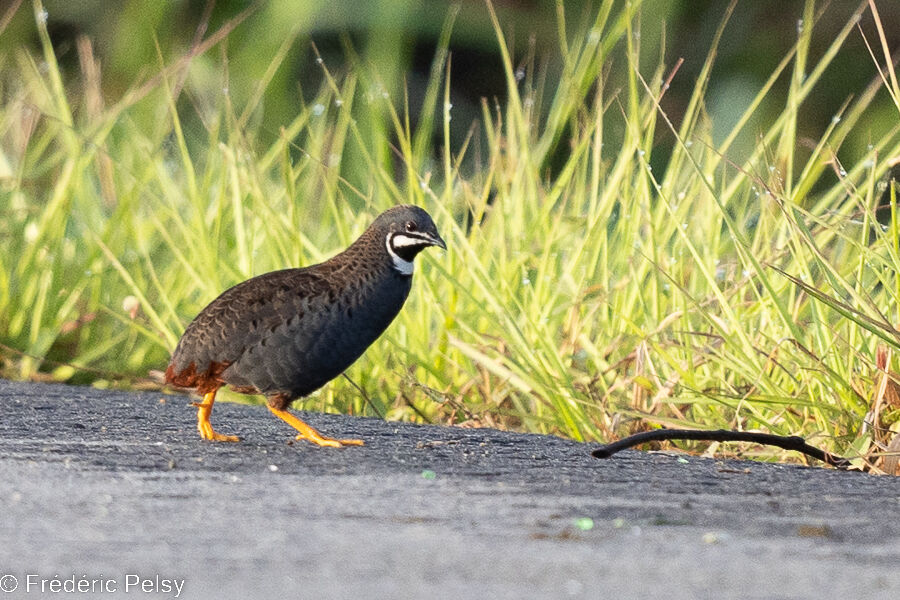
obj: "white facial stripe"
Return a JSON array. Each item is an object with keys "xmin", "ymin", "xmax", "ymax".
[
  {"xmin": 391, "ymin": 233, "xmax": 432, "ymax": 248},
  {"xmin": 386, "ymin": 233, "xmax": 415, "ymax": 275}
]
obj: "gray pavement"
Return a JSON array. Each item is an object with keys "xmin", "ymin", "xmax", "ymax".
[{"xmin": 0, "ymin": 379, "xmax": 898, "ymax": 599}]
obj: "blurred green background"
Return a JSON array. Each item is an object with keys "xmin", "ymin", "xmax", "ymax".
[
  {"xmin": 3, "ymin": 0, "xmax": 900, "ymax": 460},
  {"xmin": 3, "ymin": 0, "xmax": 898, "ymax": 186}
]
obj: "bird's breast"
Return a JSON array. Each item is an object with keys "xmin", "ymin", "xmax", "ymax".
[{"xmin": 223, "ymin": 271, "xmax": 412, "ymax": 397}]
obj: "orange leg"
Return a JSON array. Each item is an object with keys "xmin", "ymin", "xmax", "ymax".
[
  {"xmin": 267, "ymin": 405, "xmax": 364, "ymax": 447},
  {"xmin": 191, "ymin": 390, "xmax": 240, "ymax": 442}
]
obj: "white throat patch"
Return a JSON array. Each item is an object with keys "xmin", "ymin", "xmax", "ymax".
[{"xmin": 386, "ymin": 233, "xmax": 415, "ymax": 275}]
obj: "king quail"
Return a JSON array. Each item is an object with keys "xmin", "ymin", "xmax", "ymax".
[{"xmin": 165, "ymin": 205, "xmax": 446, "ymax": 447}]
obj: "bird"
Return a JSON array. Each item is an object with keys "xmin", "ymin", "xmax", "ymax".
[{"xmin": 164, "ymin": 205, "xmax": 446, "ymax": 447}]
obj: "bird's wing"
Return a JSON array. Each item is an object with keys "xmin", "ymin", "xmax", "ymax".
[{"xmin": 168, "ymin": 267, "xmax": 338, "ymax": 379}]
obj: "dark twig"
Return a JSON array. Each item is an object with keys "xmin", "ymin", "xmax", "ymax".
[{"xmin": 591, "ymin": 429, "xmax": 852, "ymax": 469}]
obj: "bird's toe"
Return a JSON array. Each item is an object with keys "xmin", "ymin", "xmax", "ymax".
[{"xmin": 294, "ymin": 433, "xmax": 363, "ymax": 447}]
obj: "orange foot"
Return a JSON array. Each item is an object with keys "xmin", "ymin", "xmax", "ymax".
[
  {"xmin": 268, "ymin": 406, "xmax": 364, "ymax": 447},
  {"xmin": 192, "ymin": 391, "xmax": 240, "ymax": 442}
]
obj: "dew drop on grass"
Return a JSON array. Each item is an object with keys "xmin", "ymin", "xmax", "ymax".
[
  {"xmin": 312, "ymin": 103, "xmax": 325, "ymax": 116},
  {"xmin": 638, "ymin": 149, "xmax": 645, "ymax": 157},
  {"xmin": 38, "ymin": 9, "xmax": 48, "ymax": 24},
  {"xmin": 122, "ymin": 295, "xmax": 139, "ymax": 312},
  {"xmin": 839, "ymin": 168, "xmax": 847, "ymax": 177},
  {"xmin": 796, "ymin": 19, "xmax": 804, "ymax": 33},
  {"xmin": 315, "ymin": 57, "xmax": 324, "ymax": 65},
  {"xmin": 24, "ymin": 221, "xmax": 39, "ymax": 243},
  {"xmin": 123, "ymin": 296, "xmax": 140, "ymax": 319},
  {"xmin": 831, "ymin": 115, "xmax": 841, "ymax": 124},
  {"xmin": 515, "ymin": 67, "xmax": 525, "ymax": 82},
  {"xmin": 334, "ymin": 98, "xmax": 343, "ymax": 107},
  {"xmin": 684, "ymin": 140, "xmax": 693, "ymax": 148}
]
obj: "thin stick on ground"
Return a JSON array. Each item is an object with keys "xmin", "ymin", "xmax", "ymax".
[{"xmin": 591, "ymin": 429, "xmax": 853, "ymax": 469}]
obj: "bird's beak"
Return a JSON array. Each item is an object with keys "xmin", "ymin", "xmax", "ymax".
[{"xmin": 426, "ymin": 231, "xmax": 447, "ymax": 250}]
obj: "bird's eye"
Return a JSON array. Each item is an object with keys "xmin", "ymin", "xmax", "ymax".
[{"xmin": 405, "ymin": 221, "xmax": 418, "ymax": 232}]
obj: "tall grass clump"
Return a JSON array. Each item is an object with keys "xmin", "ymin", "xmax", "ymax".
[{"xmin": 2, "ymin": 0, "xmax": 900, "ymax": 467}]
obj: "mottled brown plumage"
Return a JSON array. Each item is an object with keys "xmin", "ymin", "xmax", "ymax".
[{"xmin": 165, "ymin": 205, "xmax": 445, "ymax": 445}]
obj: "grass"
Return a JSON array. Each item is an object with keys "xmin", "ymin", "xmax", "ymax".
[{"xmin": 2, "ymin": 0, "xmax": 900, "ymax": 469}]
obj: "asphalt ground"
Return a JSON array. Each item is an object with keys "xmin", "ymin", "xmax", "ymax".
[{"xmin": 0, "ymin": 379, "xmax": 898, "ymax": 599}]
